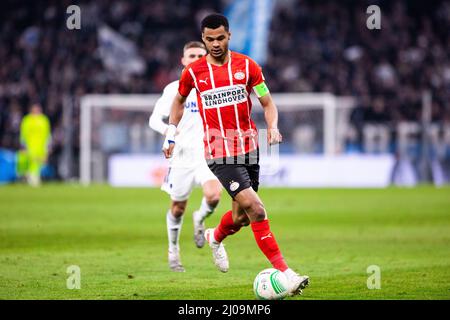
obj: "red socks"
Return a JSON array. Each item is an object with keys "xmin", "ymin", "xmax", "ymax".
[
  {"xmin": 251, "ymin": 219, "xmax": 288, "ymax": 272},
  {"xmin": 214, "ymin": 210, "xmax": 242, "ymax": 243},
  {"xmin": 214, "ymin": 211, "xmax": 289, "ymax": 272}
]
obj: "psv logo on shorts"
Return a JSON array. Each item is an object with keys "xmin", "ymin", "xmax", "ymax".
[{"xmin": 229, "ymin": 181, "xmax": 240, "ymax": 192}]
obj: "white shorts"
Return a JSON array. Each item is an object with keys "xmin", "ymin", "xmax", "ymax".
[{"xmin": 161, "ymin": 161, "xmax": 218, "ymax": 201}]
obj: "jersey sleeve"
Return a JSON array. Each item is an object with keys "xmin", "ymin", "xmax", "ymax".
[
  {"xmin": 248, "ymin": 59, "xmax": 270, "ymax": 98},
  {"xmin": 178, "ymin": 67, "xmax": 194, "ymax": 97},
  {"xmin": 149, "ymin": 82, "xmax": 178, "ymax": 135}
]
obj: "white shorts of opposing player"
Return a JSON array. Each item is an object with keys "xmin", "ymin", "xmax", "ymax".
[{"xmin": 161, "ymin": 161, "xmax": 217, "ymax": 202}]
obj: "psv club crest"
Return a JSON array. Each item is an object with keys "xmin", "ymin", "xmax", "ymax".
[{"xmin": 234, "ymin": 71, "xmax": 245, "ymax": 81}]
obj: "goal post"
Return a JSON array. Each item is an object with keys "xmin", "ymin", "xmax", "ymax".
[
  {"xmin": 80, "ymin": 94, "xmax": 160, "ymax": 185},
  {"xmin": 79, "ymin": 93, "xmax": 355, "ymax": 185}
]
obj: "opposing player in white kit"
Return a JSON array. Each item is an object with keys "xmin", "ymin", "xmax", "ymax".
[{"xmin": 149, "ymin": 41, "xmax": 222, "ymax": 272}]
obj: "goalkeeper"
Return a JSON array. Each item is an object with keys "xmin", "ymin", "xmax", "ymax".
[{"xmin": 19, "ymin": 103, "xmax": 51, "ymax": 186}]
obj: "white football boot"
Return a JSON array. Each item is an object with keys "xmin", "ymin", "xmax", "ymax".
[
  {"xmin": 284, "ymin": 269, "xmax": 310, "ymax": 296},
  {"xmin": 204, "ymin": 228, "xmax": 229, "ymax": 272},
  {"xmin": 193, "ymin": 210, "xmax": 205, "ymax": 248},
  {"xmin": 168, "ymin": 249, "xmax": 185, "ymax": 272}
]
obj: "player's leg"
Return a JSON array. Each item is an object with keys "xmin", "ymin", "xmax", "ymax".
[
  {"xmin": 198, "ymin": 180, "xmax": 222, "ymax": 223},
  {"xmin": 166, "ymin": 199, "xmax": 187, "ymax": 273},
  {"xmin": 26, "ymin": 145, "xmax": 46, "ymax": 187},
  {"xmin": 193, "ymin": 179, "xmax": 221, "ymax": 247},
  {"xmin": 193, "ymin": 163, "xmax": 222, "ymax": 247},
  {"xmin": 236, "ymin": 162, "xmax": 288, "ymax": 268},
  {"xmin": 167, "ymin": 199, "xmax": 187, "ymax": 251},
  {"xmin": 206, "ymin": 160, "xmax": 253, "ymax": 243},
  {"xmin": 211, "ymin": 199, "xmax": 249, "ymax": 243},
  {"xmin": 234, "ymin": 185, "xmax": 309, "ymax": 295},
  {"xmin": 27, "ymin": 154, "xmax": 42, "ymax": 187},
  {"xmin": 213, "ymin": 155, "xmax": 309, "ymax": 294},
  {"xmin": 164, "ymin": 167, "xmax": 195, "ymax": 272},
  {"xmin": 204, "ymin": 199, "xmax": 251, "ymax": 272},
  {"xmin": 204, "ymin": 162, "xmax": 254, "ymax": 272}
]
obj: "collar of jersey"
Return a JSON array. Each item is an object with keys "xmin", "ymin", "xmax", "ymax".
[{"xmin": 207, "ymin": 51, "xmax": 232, "ymax": 67}]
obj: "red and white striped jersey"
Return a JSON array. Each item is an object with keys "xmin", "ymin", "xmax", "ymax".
[{"xmin": 178, "ymin": 51, "xmax": 265, "ymax": 159}]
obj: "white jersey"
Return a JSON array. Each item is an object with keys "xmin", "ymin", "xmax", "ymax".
[{"xmin": 149, "ymin": 80, "xmax": 205, "ymax": 167}]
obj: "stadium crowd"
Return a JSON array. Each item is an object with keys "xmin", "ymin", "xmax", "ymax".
[{"xmin": 0, "ymin": 0, "xmax": 449, "ymax": 178}]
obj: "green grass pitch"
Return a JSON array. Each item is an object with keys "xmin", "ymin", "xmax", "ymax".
[{"xmin": 1, "ymin": 184, "xmax": 449, "ymax": 300}]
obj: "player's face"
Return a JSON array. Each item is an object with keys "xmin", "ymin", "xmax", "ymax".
[
  {"xmin": 30, "ymin": 105, "xmax": 42, "ymax": 114},
  {"xmin": 181, "ymin": 47, "xmax": 207, "ymax": 66},
  {"xmin": 202, "ymin": 26, "xmax": 230, "ymax": 60}
]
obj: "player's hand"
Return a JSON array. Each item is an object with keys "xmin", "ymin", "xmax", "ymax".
[
  {"xmin": 162, "ymin": 124, "xmax": 177, "ymax": 158},
  {"xmin": 268, "ymin": 128, "xmax": 282, "ymax": 145},
  {"xmin": 163, "ymin": 141, "xmax": 175, "ymax": 158}
]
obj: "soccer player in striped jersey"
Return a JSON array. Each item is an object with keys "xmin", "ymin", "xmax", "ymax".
[
  {"xmin": 150, "ymin": 41, "xmax": 222, "ymax": 272},
  {"xmin": 162, "ymin": 14, "xmax": 309, "ymax": 296}
]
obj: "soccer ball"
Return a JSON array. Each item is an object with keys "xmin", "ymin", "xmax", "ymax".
[{"xmin": 253, "ymin": 268, "xmax": 289, "ymax": 300}]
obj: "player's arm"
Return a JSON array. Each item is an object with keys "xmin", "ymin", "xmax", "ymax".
[
  {"xmin": 149, "ymin": 104, "xmax": 169, "ymax": 136},
  {"xmin": 250, "ymin": 58, "xmax": 282, "ymax": 145},
  {"xmin": 168, "ymin": 92, "xmax": 187, "ymax": 127},
  {"xmin": 162, "ymin": 68, "xmax": 194, "ymax": 158},
  {"xmin": 149, "ymin": 84, "xmax": 176, "ymax": 135},
  {"xmin": 162, "ymin": 92, "xmax": 187, "ymax": 158},
  {"xmin": 258, "ymin": 92, "xmax": 282, "ymax": 145}
]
